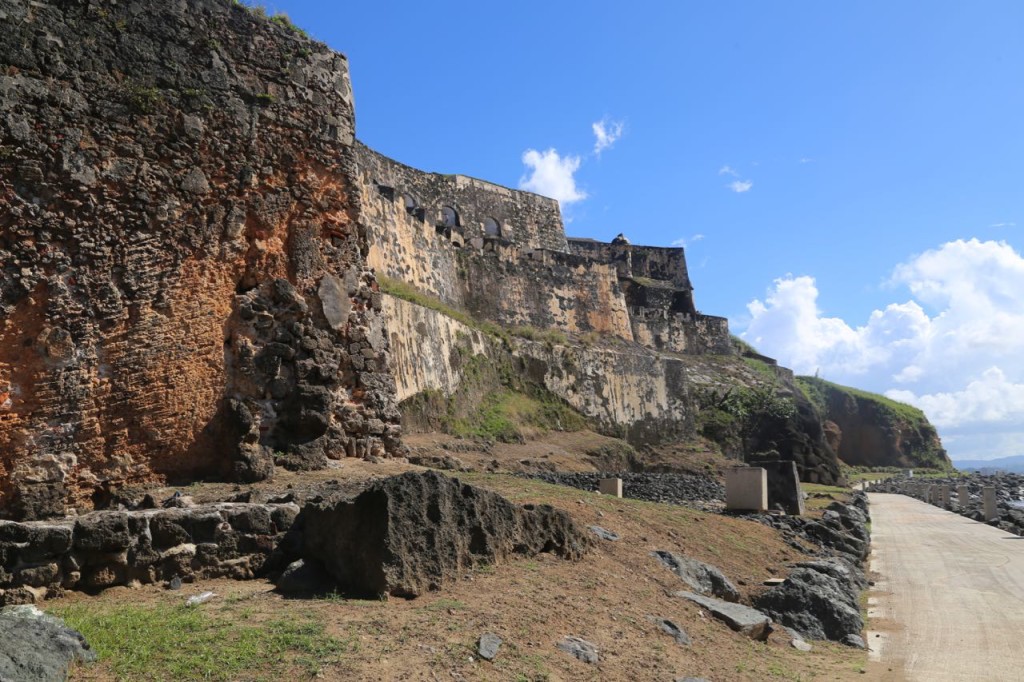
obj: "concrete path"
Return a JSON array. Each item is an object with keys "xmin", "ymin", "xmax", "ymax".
[{"xmin": 866, "ymin": 492, "xmax": 1024, "ymax": 681}]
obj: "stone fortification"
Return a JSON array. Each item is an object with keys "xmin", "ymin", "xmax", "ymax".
[
  {"xmin": 354, "ymin": 144, "xmax": 732, "ymax": 356},
  {"xmin": 0, "ymin": 0, "xmax": 402, "ymax": 520}
]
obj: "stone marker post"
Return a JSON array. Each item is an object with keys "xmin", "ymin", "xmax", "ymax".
[
  {"xmin": 940, "ymin": 485, "xmax": 952, "ymax": 509},
  {"xmin": 982, "ymin": 487, "xmax": 998, "ymax": 522},
  {"xmin": 599, "ymin": 478, "xmax": 623, "ymax": 498},
  {"xmin": 725, "ymin": 467, "xmax": 768, "ymax": 512},
  {"xmin": 957, "ymin": 485, "xmax": 969, "ymax": 509}
]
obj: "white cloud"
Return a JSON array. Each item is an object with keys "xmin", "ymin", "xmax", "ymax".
[
  {"xmin": 990, "ymin": 222, "xmax": 1015, "ymax": 228},
  {"xmin": 740, "ymin": 239, "xmax": 1024, "ymax": 460},
  {"xmin": 671, "ymin": 234, "xmax": 705, "ymax": 248},
  {"xmin": 799, "ymin": 157, "xmax": 813, "ymax": 164},
  {"xmin": 719, "ymin": 165, "xmax": 739, "ymax": 177},
  {"xmin": 518, "ymin": 149, "xmax": 587, "ymax": 205},
  {"xmin": 592, "ymin": 119, "xmax": 624, "ymax": 156},
  {"xmin": 728, "ymin": 180, "xmax": 753, "ymax": 193}
]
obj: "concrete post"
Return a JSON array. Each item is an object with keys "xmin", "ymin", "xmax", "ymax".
[
  {"xmin": 599, "ymin": 478, "xmax": 623, "ymax": 498},
  {"xmin": 940, "ymin": 485, "xmax": 952, "ymax": 509},
  {"xmin": 725, "ymin": 467, "xmax": 768, "ymax": 512},
  {"xmin": 957, "ymin": 485, "xmax": 969, "ymax": 509},
  {"xmin": 983, "ymin": 487, "xmax": 998, "ymax": 522}
]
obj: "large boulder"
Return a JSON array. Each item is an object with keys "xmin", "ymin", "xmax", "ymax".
[
  {"xmin": 300, "ymin": 471, "xmax": 589, "ymax": 597},
  {"xmin": 0, "ymin": 605, "xmax": 96, "ymax": 681},
  {"xmin": 753, "ymin": 562, "xmax": 864, "ymax": 642}
]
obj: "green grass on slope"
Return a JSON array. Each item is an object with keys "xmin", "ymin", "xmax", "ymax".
[{"xmin": 52, "ymin": 602, "xmax": 352, "ymax": 681}]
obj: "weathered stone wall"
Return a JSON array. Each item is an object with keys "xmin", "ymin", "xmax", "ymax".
[
  {"xmin": 0, "ymin": 0, "xmax": 402, "ymax": 520},
  {"xmin": 631, "ymin": 310, "xmax": 733, "ymax": 356},
  {"xmin": 460, "ymin": 245, "xmax": 635, "ymax": 340},
  {"xmin": 0, "ymin": 502, "xmax": 297, "ymax": 603},
  {"xmin": 383, "ymin": 296, "xmax": 492, "ymax": 402},
  {"xmin": 567, "ymin": 239, "xmax": 693, "ymax": 292},
  {"xmin": 385, "ymin": 296, "xmax": 694, "ymax": 444},
  {"xmin": 355, "ymin": 143, "xmax": 567, "ymax": 306}
]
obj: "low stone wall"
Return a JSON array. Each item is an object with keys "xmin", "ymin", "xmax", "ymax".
[{"xmin": 0, "ymin": 502, "xmax": 297, "ymax": 604}]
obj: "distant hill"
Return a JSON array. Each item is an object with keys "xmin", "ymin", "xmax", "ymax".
[{"xmin": 953, "ymin": 455, "xmax": 1024, "ymax": 473}]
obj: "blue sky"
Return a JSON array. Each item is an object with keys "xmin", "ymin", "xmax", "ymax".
[{"xmin": 264, "ymin": 1, "xmax": 1024, "ymax": 460}]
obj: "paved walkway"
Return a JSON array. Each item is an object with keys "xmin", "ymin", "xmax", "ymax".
[{"xmin": 866, "ymin": 493, "xmax": 1024, "ymax": 681}]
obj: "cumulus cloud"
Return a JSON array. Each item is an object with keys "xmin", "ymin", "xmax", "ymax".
[
  {"xmin": 518, "ymin": 149, "xmax": 587, "ymax": 205},
  {"xmin": 719, "ymin": 165, "xmax": 739, "ymax": 177},
  {"xmin": 728, "ymin": 180, "xmax": 753, "ymax": 193},
  {"xmin": 592, "ymin": 119, "xmax": 624, "ymax": 156},
  {"xmin": 740, "ymin": 239, "xmax": 1024, "ymax": 460}
]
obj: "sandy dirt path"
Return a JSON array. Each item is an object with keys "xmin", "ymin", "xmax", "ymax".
[{"xmin": 864, "ymin": 492, "xmax": 1024, "ymax": 681}]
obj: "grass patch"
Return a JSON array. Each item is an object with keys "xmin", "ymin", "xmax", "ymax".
[
  {"xmin": 53, "ymin": 602, "xmax": 352, "ymax": 681},
  {"xmin": 450, "ymin": 389, "xmax": 587, "ymax": 443}
]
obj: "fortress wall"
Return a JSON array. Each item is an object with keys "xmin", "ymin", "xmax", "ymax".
[
  {"xmin": 0, "ymin": 0, "xmax": 402, "ymax": 519},
  {"xmin": 354, "ymin": 144, "xmax": 567, "ymax": 285},
  {"xmin": 382, "ymin": 295, "xmax": 492, "ymax": 402},
  {"xmin": 567, "ymin": 239, "xmax": 693, "ymax": 290},
  {"xmin": 459, "ymin": 245, "xmax": 635, "ymax": 340},
  {"xmin": 354, "ymin": 146, "xmax": 466, "ymax": 307},
  {"xmin": 631, "ymin": 312, "xmax": 733, "ymax": 356},
  {"xmin": 383, "ymin": 296, "xmax": 693, "ymax": 444}
]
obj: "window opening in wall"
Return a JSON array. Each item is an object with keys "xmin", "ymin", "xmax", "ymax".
[
  {"xmin": 483, "ymin": 217, "xmax": 500, "ymax": 237},
  {"xmin": 440, "ymin": 206, "xmax": 459, "ymax": 228}
]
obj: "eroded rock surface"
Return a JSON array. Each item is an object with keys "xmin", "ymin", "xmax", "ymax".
[
  {"xmin": 300, "ymin": 471, "xmax": 589, "ymax": 597},
  {"xmin": 0, "ymin": 0, "xmax": 402, "ymax": 520}
]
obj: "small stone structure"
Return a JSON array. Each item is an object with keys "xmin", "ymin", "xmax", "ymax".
[
  {"xmin": 725, "ymin": 467, "xmax": 768, "ymax": 512},
  {"xmin": 599, "ymin": 478, "xmax": 623, "ymax": 498},
  {"xmin": 983, "ymin": 487, "xmax": 998, "ymax": 522},
  {"xmin": 957, "ymin": 485, "xmax": 969, "ymax": 509}
]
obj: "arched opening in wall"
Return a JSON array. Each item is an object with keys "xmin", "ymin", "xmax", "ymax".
[
  {"xmin": 402, "ymin": 193, "xmax": 425, "ymax": 221},
  {"xmin": 440, "ymin": 206, "xmax": 459, "ymax": 228},
  {"xmin": 451, "ymin": 232, "xmax": 464, "ymax": 248},
  {"xmin": 483, "ymin": 217, "xmax": 501, "ymax": 237}
]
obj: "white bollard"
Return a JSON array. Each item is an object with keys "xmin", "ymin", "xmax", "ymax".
[
  {"xmin": 957, "ymin": 485, "xmax": 969, "ymax": 509},
  {"xmin": 983, "ymin": 487, "xmax": 998, "ymax": 522}
]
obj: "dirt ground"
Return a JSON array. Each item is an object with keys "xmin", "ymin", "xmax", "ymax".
[{"xmin": 51, "ymin": 432, "xmax": 869, "ymax": 681}]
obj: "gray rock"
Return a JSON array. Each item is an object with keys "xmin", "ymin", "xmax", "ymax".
[
  {"xmin": 0, "ymin": 605, "xmax": 96, "ymax": 681},
  {"xmin": 167, "ymin": 576, "xmax": 183, "ymax": 591},
  {"xmin": 753, "ymin": 566, "xmax": 863, "ymax": 641},
  {"xmin": 674, "ymin": 677, "xmax": 710, "ymax": 682},
  {"xmin": 477, "ymin": 633, "xmax": 501, "ymax": 661},
  {"xmin": 557, "ymin": 636, "xmax": 598, "ymax": 664},
  {"xmin": 652, "ymin": 551, "xmax": 740, "ymax": 602},
  {"xmin": 588, "ymin": 525, "xmax": 620, "ymax": 541},
  {"xmin": 647, "ymin": 616, "xmax": 691, "ymax": 646},
  {"xmin": 792, "ymin": 638, "xmax": 812, "ymax": 652},
  {"xmin": 318, "ymin": 274, "xmax": 351, "ymax": 331},
  {"xmin": 675, "ymin": 591, "xmax": 772, "ymax": 641},
  {"xmin": 843, "ymin": 633, "xmax": 867, "ymax": 649}
]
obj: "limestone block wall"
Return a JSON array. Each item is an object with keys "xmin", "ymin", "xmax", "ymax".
[
  {"xmin": 459, "ymin": 246, "xmax": 635, "ymax": 340},
  {"xmin": 355, "ymin": 143, "xmax": 567, "ymax": 306},
  {"xmin": 383, "ymin": 296, "xmax": 492, "ymax": 402},
  {"xmin": 384, "ymin": 297, "xmax": 694, "ymax": 444},
  {"xmin": 567, "ymin": 239, "xmax": 693, "ymax": 291},
  {"xmin": 631, "ymin": 312, "xmax": 734, "ymax": 355},
  {"xmin": 0, "ymin": 0, "xmax": 402, "ymax": 520}
]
